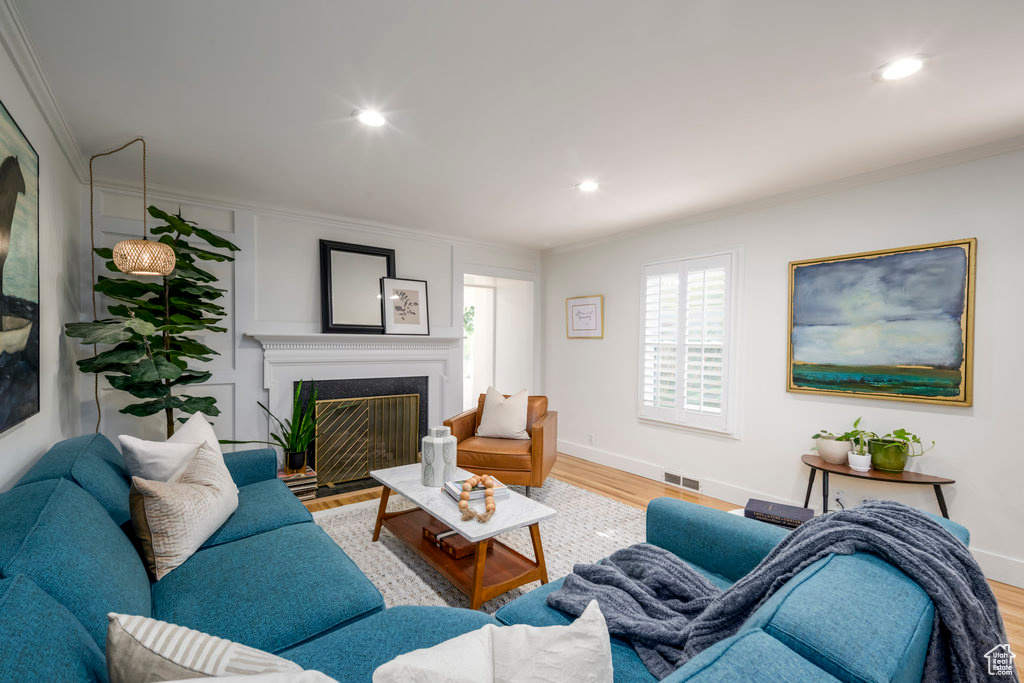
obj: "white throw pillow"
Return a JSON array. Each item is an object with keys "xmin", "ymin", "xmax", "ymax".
[
  {"xmin": 170, "ymin": 412, "xmax": 224, "ymax": 460},
  {"xmin": 129, "ymin": 441, "xmax": 239, "ymax": 580},
  {"xmin": 373, "ymin": 600, "xmax": 613, "ymax": 683},
  {"xmin": 476, "ymin": 387, "xmax": 530, "ymax": 440},
  {"xmin": 119, "ymin": 435, "xmax": 200, "ymax": 482},
  {"xmin": 106, "ymin": 612, "xmax": 327, "ymax": 682}
]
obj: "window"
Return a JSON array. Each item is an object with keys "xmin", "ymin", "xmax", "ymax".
[{"xmin": 639, "ymin": 250, "xmax": 739, "ymax": 434}]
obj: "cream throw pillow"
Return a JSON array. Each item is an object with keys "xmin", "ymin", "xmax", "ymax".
[
  {"xmin": 476, "ymin": 387, "xmax": 530, "ymax": 440},
  {"xmin": 373, "ymin": 600, "xmax": 613, "ymax": 683},
  {"xmin": 106, "ymin": 612, "xmax": 311, "ymax": 682},
  {"xmin": 170, "ymin": 412, "xmax": 224, "ymax": 460},
  {"xmin": 130, "ymin": 441, "xmax": 239, "ymax": 580},
  {"xmin": 119, "ymin": 435, "xmax": 199, "ymax": 482}
]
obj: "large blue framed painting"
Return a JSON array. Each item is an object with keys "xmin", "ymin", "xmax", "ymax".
[
  {"xmin": 0, "ymin": 98, "xmax": 39, "ymax": 433},
  {"xmin": 788, "ymin": 239, "xmax": 976, "ymax": 406}
]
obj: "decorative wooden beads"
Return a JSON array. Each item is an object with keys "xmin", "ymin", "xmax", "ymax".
[{"xmin": 459, "ymin": 474, "xmax": 497, "ymax": 523}]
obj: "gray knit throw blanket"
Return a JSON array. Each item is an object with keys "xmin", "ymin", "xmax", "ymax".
[{"xmin": 547, "ymin": 500, "xmax": 1014, "ymax": 682}]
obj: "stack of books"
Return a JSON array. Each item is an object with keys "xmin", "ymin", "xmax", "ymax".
[
  {"xmin": 422, "ymin": 518, "xmax": 493, "ymax": 559},
  {"xmin": 278, "ymin": 467, "xmax": 318, "ymax": 501},
  {"xmin": 443, "ymin": 477, "xmax": 510, "ymax": 503}
]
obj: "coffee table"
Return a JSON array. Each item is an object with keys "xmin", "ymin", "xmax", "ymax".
[{"xmin": 370, "ymin": 463, "xmax": 556, "ymax": 609}]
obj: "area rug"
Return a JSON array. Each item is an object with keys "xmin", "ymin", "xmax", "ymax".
[{"xmin": 313, "ymin": 478, "xmax": 645, "ymax": 613}]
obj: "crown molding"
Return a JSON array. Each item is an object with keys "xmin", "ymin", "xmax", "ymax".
[
  {"xmin": 0, "ymin": 0, "xmax": 87, "ymax": 180},
  {"xmin": 547, "ymin": 133, "xmax": 1024, "ymax": 255}
]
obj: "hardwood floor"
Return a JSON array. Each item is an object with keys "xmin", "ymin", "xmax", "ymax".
[{"xmin": 305, "ymin": 452, "xmax": 1023, "ymax": 663}]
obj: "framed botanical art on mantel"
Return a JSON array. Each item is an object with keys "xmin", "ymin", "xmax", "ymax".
[
  {"xmin": 0, "ymin": 97, "xmax": 39, "ymax": 435},
  {"xmin": 566, "ymin": 295, "xmax": 603, "ymax": 339},
  {"xmin": 381, "ymin": 277, "xmax": 430, "ymax": 335},
  {"xmin": 788, "ymin": 238, "xmax": 976, "ymax": 406}
]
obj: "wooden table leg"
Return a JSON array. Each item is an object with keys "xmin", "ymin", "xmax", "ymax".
[
  {"xmin": 372, "ymin": 487, "xmax": 391, "ymax": 542},
  {"xmin": 933, "ymin": 484, "xmax": 950, "ymax": 519},
  {"xmin": 469, "ymin": 540, "xmax": 489, "ymax": 610},
  {"xmin": 803, "ymin": 468, "xmax": 816, "ymax": 508},
  {"xmin": 821, "ymin": 471, "xmax": 829, "ymax": 514},
  {"xmin": 529, "ymin": 523, "xmax": 549, "ymax": 585}
]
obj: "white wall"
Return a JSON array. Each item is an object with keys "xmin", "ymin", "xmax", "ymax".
[
  {"xmin": 494, "ymin": 278, "xmax": 534, "ymax": 394},
  {"xmin": 0, "ymin": 43, "xmax": 83, "ymax": 490},
  {"xmin": 543, "ymin": 148, "xmax": 1024, "ymax": 587},
  {"xmin": 84, "ymin": 190, "xmax": 542, "ymax": 454}
]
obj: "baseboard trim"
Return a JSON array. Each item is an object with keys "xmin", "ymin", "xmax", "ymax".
[{"xmin": 557, "ymin": 439, "xmax": 1024, "ymax": 588}]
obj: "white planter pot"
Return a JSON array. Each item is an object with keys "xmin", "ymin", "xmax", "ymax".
[
  {"xmin": 848, "ymin": 451, "xmax": 872, "ymax": 472},
  {"xmin": 816, "ymin": 438, "xmax": 851, "ymax": 465}
]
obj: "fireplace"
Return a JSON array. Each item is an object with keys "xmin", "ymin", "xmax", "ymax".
[{"xmin": 297, "ymin": 377, "xmax": 427, "ymax": 490}]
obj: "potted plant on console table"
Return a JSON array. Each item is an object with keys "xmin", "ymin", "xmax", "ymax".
[
  {"xmin": 868, "ymin": 428, "xmax": 934, "ymax": 473},
  {"xmin": 812, "ymin": 417, "xmax": 869, "ymax": 466}
]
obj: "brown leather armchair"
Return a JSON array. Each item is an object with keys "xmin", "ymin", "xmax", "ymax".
[{"xmin": 443, "ymin": 394, "xmax": 557, "ymax": 492}]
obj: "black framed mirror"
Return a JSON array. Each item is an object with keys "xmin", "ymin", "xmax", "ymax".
[{"xmin": 319, "ymin": 240, "xmax": 396, "ymax": 334}]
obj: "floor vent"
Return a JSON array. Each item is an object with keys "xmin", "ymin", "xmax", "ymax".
[{"xmin": 664, "ymin": 471, "xmax": 700, "ymax": 491}]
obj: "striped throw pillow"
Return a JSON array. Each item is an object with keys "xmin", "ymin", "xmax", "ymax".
[{"xmin": 106, "ymin": 613, "xmax": 302, "ymax": 681}]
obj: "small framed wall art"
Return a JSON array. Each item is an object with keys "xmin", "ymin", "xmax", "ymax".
[
  {"xmin": 566, "ymin": 295, "xmax": 603, "ymax": 339},
  {"xmin": 381, "ymin": 277, "xmax": 430, "ymax": 335}
]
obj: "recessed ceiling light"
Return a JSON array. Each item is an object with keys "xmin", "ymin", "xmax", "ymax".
[
  {"xmin": 353, "ymin": 109, "xmax": 387, "ymax": 127},
  {"xmin": 875, "ymin": 55, "xmax": 926, "ymax": 81},
  {"xmin": 576, "ymin": 180, "xmax": 599, "ymax": 192}
]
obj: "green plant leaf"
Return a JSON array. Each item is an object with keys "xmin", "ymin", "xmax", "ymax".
[
  {"xmin": 170, "ymin": 371, "xmax": 212, "ymax": 386},
  {"xmin": 179, "ymin": 395, "xmax": 220, "ymax": 416},
  {"xmin": 125, "ymin": 318, "xmax": 157, "ymax": 337},
  {"xmin": 76, "ymin": 342, "xmax": 148, "ymax": 373},
  {"xmin": 191, "ymin": 226, "xmax": 240, "ymax": 252},
  {"xmin": 65, "ymin": 320, "xmax": 135, "ymax": 345},
  {"xmin": 106, "ymin": 375, "xmax": 171, "ymax": 398}
]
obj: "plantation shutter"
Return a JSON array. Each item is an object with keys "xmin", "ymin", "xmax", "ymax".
[{"xmin": 640, "ymin": 253, "xmax": 733, "ymax": 432}]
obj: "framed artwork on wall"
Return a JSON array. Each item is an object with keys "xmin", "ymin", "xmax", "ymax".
[
  {"xmin": 381, "ymin": 277, "xmax": 430, "ymax": 335},
  {"xmin": 787, "ymin": 238, "xmax": 976, "ymax": 406},
  {"xmin": 0, "ymin": 97, "xmax": 39, "ymax": 435},
  {"xmin": 319, "ymin": 240, "xmax": 396, "ymax": 334},
  {"xmin": 566, "ymin": 295, "xmax": 603, "ymax": 339}
]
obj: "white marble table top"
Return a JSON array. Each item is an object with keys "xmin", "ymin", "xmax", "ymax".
[{"xmin": 370, "ymin": 463, "xmax": 557, "ymax": 543}]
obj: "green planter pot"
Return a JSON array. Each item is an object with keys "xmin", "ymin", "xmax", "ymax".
[{"xmin": 868, "ymin": 439, "xmax": 909, "ymax": 473}]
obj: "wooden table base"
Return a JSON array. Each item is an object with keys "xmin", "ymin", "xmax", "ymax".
[{"xmin": 371, "ymin": 486, "xmax": 549, "ymax": 610}]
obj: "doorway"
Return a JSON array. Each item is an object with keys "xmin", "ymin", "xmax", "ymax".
[{"xmin": 463, "ymin": 274, "xmax": 535, "ymax": 410}]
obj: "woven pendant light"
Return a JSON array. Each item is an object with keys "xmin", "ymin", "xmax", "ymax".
[
  {"xmin": 92, "ymin": 137, "xmax": 175, "ymax": 277},
  {"xmin": 112, "ymin": 238, "xmax": 176, "ymax": 276}
]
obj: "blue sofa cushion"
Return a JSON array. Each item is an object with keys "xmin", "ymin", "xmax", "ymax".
[
  {"xmin": 741, "ymin": 552, "xmax": 934, "ymax": 683},
  {"xmin": 0, "ymin": 479, "xmax": 152, "ymax": 650},
  {"xmin": 665, "ymin": 629, "xmax": 840, "ymax": 682},
  {"xmin": 223, "ymin": 447, "xmax": 278, "ymax": 487},
  {"xmin": 646, "ymin": 498, "xmax": 788, "ymax": 583},
  {"xmin": 282, "ymin": 605, "xmax": 498, "ymax": 682},
  {"xmin": 202, "ymin": 478, "xmax": 312, "ymax": 548},
  {"xmin": 15, "ymin": 433, "xmax": 131, "ymax": 526},
  {"xmin": 0, "ymin": 575, "xmax": 108, "ymax": 683},
  {"xmin": 153, "ymin": 522, "xmax": 384, "ymax": 653}
]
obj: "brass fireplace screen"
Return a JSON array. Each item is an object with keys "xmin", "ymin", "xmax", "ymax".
[{"xmin": 314, "ymin": 394, "xmax": 420, "ymax": 486}]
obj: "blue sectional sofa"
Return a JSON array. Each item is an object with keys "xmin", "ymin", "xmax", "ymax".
[
  {"xmin": 497, "ymin": 497, "xmax": 971, "ymax": 682},
  {"xmin": 0, "ymin": 432, "xmax": 972, "ymax": 682},
  {"xmin": 0, "ymin": 433, "xmax": 495, "ymax": 682}
]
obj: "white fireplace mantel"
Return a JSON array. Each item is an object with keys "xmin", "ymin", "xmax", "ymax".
[{"xmin": 246, "ymin": 332, "xmax": 462, "ymax": 450}]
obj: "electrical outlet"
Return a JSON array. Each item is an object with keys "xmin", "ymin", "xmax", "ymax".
[
  {"xmin": 833, "ymin": 490, "xmax": 847, "ymax": 510},
  {"xmin": 587, "ymin": 433, "xmax": 595, "ymax": 445}
]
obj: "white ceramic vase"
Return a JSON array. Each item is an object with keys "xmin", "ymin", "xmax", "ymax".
[
  {"xmin": 848, "ymin": 451, "xmax": 872, "ymax": 472},
  {"xmin": 816, "ymin": 438, "xmax": 851, "ymax": 465},
  {"xmin": 421, "ymin": 426, "xmax": 457, "ymax": 487}
]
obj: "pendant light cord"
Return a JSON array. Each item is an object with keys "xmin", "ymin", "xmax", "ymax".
[{"xmin": 88, "ymin": 137, "xmax": 147, "ymax": 432}]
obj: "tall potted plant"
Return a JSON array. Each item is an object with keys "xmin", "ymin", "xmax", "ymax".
[{"xmin": 65, "ymin": 207, "xmax": 239, "ymax": 437}]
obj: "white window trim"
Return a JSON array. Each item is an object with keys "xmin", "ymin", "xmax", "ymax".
[{"xmin": 636, "ymin": 246, "xmax": 743, "ymax": 438}]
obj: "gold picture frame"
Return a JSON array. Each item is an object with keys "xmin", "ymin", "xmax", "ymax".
[
  {"xmin": 566, "ymin": 295, "xmax": 604, "ymax": 339},
  {"xmin": 787, "ymin": 238, "xmax": 976, "ymax": 406}
]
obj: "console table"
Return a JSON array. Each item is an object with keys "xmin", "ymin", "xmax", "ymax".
[{"xmin": 801, "ymin": 453, "xmax": 955, "ymax": 518}]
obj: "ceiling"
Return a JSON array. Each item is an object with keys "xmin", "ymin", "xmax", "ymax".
[{"xmin": 13, "ymin": 1, "xmax": 1024, "ymax": 249}]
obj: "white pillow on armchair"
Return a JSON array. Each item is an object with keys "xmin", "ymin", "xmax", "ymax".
[{"xmin": 476, "ymin": 387, "xmax": 531, "ymax": 440}]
